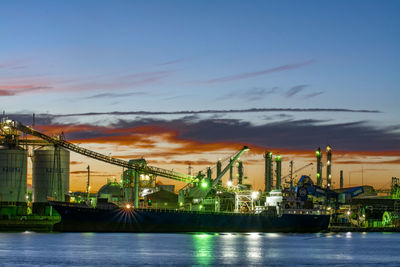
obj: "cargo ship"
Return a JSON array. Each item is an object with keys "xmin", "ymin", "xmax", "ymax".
[{"xmin": 50, "ymin": 193, "xmax": 331, "ymax": 233}]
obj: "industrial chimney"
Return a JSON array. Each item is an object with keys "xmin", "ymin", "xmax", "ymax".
[
  {"xmin": 316, "ymin": 147, "xmax": 322, "ymax": 187},
  {"xmin": 237, "ymin": 160, "xmax": 243, "ymax": 185},
  {"xmin": 340, "ymin": 170, "xmax": 344, "ymax": 189},
  {"xmin": 216, "ymin": 160, "xmax": 222, "ymax": 185},
  {"xmin": 264, "ymin": 152, "xmax": 273, "ymax": 193},
  {"xmin": 326, "ymin": 145, "xmax": 332, "ymax": 189},
  {"xmin": 275, "ymin": 154, "xmax": 282, "ymax": 190}
]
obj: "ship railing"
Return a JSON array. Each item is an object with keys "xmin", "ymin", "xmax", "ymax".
[
  {"xmin": 283, "ymin": 209, "xmax": 328, "ymax": 215},
  {"xmin": 136, "ymin": 208, "xmax": 266, "ymax": 216}
]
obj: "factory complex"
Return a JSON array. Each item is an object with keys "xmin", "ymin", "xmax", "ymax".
[{"xmin": 0, "ymin": 118, "xmax": 399, "ymax": 232}]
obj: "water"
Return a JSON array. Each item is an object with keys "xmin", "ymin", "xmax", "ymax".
[{"xmin": 0, "ymin": 232, "xmax": 399, "ymax": 266}]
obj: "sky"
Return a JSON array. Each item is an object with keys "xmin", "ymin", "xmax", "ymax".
[{"xmin": 1, "ymin": 0, "xmax": 399, "ymax": 192}]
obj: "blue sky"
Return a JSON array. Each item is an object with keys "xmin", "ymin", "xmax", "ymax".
[
  {"xmin": 1, "ymin": 1, "xmax": 399, "ymax": 190},
  {"xmin": 2, "ymin": 1, "xmax": 399, "ymax": 116}
]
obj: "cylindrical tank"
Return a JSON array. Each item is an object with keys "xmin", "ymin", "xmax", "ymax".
[
  {"xmin": 0, "ymin": 147, "xmax": 27, "ymax": 204},
  {"xmin": 32, "ymin": 146, "xmax": 69, "ymax": 205}
]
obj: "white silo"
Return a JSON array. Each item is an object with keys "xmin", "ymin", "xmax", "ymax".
[
  {"xmin": 32, "ymin": 146, "xmax": 69, "ymax": 215},
  {"xmin": 0, "ymin": 146, "xmax": 28, "ymax": 215}
]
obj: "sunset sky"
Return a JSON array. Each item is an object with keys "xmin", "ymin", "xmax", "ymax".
[{"xmin": 1, "ymin": 0, "xmax": 399, "ymax": 192}]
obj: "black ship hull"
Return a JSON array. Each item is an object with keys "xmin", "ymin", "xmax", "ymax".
[{"xmin": 51, "ymin": 202, "xmax": 330, "ymax": 233}]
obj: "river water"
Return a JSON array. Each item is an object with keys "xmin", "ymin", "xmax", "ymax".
[{"xmin": 0, "ymin": 232, "xmax": 399, "ymax": 266}]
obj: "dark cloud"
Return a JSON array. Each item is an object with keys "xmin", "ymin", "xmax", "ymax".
[
  {"xmin": 152, "ymin": 118, "xmax": 400, "ymax": 151},
  {"xmin": 286, "ymin": 85, "xmax": 307, "ymax": 98},
  {"xmin": 0, "ymin": 85, "xmax": 53, "ymax": 96},
  {"xmin": 0, "ymin": 90, "xmax": 15, "ymax": 96},
  {"xmin": 335, "ymin": 158, "xmax": 400, "ymax": 165},
  {"xmin": 217, "ymin": 87, "xmax": 279, "ymax": 101},
  {"xmin": 264, "ymin": 113, "xmax": 294, "ymax": 121},
  {"xmin": 153, "ymin": 59, "xmax": 185, "ymax": 67},
  {"xmin": 85, "ymin": 92, "xmax": 146, "ymax": 99},
  {"xmin": 24, "ymin": 117, "xmax": 400, "ymax": 152},
  {"xmin": 195, "ymin": 60, "xmax": 315, "ymax": 84},
  {"xmin": 245, "ymin": 87, "xmax": 280, "ymax": 101},
  {"xmin": 304, "ymin": 91, "xmax": 324, "ymax": 99},
  {"xmin": 3, "ymin": 107, "xmax": 379, "ymax": 123}
]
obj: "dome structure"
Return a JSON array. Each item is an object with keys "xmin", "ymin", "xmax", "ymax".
[{"xmin": 97, "ymin": 181, "xmax": 123, "ymax": 202}]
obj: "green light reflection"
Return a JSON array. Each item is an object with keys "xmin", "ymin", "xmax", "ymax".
[{"xmin": 192, "ymin": 233, "xmax": 214, "ymax": 265}]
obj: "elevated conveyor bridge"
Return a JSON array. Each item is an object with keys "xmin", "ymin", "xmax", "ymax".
[{"xmin": 0, "ymin": 119, "xmax": 197, "ymax": 183}]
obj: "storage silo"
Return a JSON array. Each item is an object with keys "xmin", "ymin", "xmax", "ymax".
[
  {"xmin": 0, "ymin": 146, "xmax": 28, "ymax": 216},
  {"xmin": 32, "ymin": 146, "xmax": 69, "ymax": 215}
]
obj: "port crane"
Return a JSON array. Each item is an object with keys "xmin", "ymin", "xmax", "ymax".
[{"xmin": 178, "ymin": 146, "xmax": 249, "ymax": 211}]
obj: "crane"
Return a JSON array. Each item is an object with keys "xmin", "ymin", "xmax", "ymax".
[
  {"xmin": 0, "ymin": 119, "xmax": 198, "ymax": 183},
  {"xmin": 179, "ymin": 146, "xmax": 249, "ymax": 202},
  {"xmin": 282, "ymin": 162, "xmax": 313, "ymax": 188}
]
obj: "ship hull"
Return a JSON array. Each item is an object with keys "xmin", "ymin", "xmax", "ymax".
[{"xmin": 51, "ymin": 202, "xmax": 330, "ymax": 233}]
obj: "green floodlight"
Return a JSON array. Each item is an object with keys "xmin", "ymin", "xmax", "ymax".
[
  {"xmin": 201, "ymin": 181, "xmax": 208, "ymax": 188},
  {"xmin": 275, "ymin": 155, "xmax": 282, "ymax": 161},
  {"xmin": 316, "ymin": 150, "xmax": 321, "ymax": 157}
]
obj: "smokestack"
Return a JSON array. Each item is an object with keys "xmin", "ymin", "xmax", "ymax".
[
  {"xmin": 316, "ymin": 147, "xmax": 322, "ymax": 187},
  {"xmin": 275, "ymin": 154, "xmax": 282, "ymax": 190},
  {"xmin": 264, "ymin": 152, "xmax": 273, "ymax": 193},
  {"xmin": 216, "ymin": 160, "xmax": 222, "ymax": 185},
  {"xmin": 340, "ymin": 170, "xmax": 344, "ymax": 189},
  {"xmin": 237, "ymin": 160, "xmax": 243, "ymax": 185},
  {"xmin": 326, "ymin": 145, "xmax": 332, "ymax": 189},
  {"xmin": 207, "ymin": 167, "xmax": 212, "ymax": 179}
]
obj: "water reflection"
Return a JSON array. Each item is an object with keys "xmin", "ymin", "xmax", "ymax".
[
  {"xmin": 220, "ymin": 233, "xmax": 239, "ymax": 264},
  {"xmin": 346, "ymin": 232, "xmax": 352, "ymax": 239},
  {"xmin": 192, "ymin": 233, "xmax": 214, "ymax": 265},
  {"xmin": 245, "ymin": 233, "xmax": 262, "ymax": 263},
  {"xmin": 1, "ymin": 232, "xmax": 399, "ymax": 266}
]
